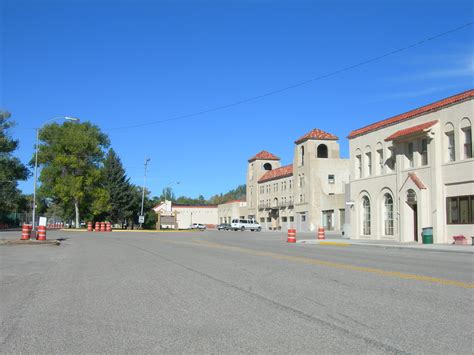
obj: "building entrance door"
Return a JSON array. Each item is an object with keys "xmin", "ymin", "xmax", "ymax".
[{"xmin": 412, "ymin": 204, "xmax": 418, "ymax": 242}]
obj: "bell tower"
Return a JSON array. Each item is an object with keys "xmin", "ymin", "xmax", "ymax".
[{"xmin": 246, "ymin": 150, "xmax": 281, "ymax": 219}]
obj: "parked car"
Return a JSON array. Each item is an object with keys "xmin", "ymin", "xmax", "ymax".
[
  {"xmin": 231, "ymin": 219, "xmax": 262, "ymax": 231},
  {"xmin": 191, "ymin": 223, "xmax": 206, "ymax": 230},
  {"xmin": 217, "ymin": 223, "xmax": 231, "ymax": 231}
]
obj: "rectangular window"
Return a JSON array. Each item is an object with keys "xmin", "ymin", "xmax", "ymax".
[
  {"xmin": 356, "ymin": 155, "xmax": 362, "ymax": 178},
  {"xmin": 447, "ymin": 132, "xmax": 455, "ymax": 162},
  {"xmin": 328, "ymin": 174, "xmax": 335, "ymax": 184},
  {"xmin": 407, "ymin": 142, "xmax": 414, "ymax": 168},
  {"xmin": 266, "ymin": 217, "xmax": 271, "ymax": 222},
  {"xmin": 464, "ymin": 127, "xmax": 472, "ymax": 159},
  {"xmin": 282, "ymin": 217, "xmax": 288, "ymax": 222},
  {"xmin": 447, "ymin": 195, "xmax": 474, "ymax": 224},
  {"xmin": 301, "ymin": 214, "xmax": 306, "ymax": 222},
  {"xmin": 378, "ymin": 149, "xmax": 384, "ymax": 175},
  {"xmin": 289, "ymin": 216, "xmax": 294, "ymax": 222},
  {"xmin": 421, "ymin": 139, "xmax": 428, "ymax": 166},
  {"xmin": 260, "ymin": 218, "xmax": 265, "ymax": 223},
  {"xmin": 366, "ymin": 152, "xmax": 372, "ymax": 176}
]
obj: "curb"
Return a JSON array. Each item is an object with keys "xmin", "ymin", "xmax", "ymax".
[
  {"xmin": 351, "ymin": 243, "xmax": 474, "ymax": 254},
  {"xmin": 0, "ymin": 239, "xmax": 61, "ymax": 246}
]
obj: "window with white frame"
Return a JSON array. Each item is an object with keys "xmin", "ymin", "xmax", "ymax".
[
  {"xmin": 421, "ymin": 139, "xmax": 428, "ymax": 166},
  {"xmin": 407, "ymin": 142, "xmax": 414, "ymax": 168},
  {"xmin": 461, "ymin": 118, "xmax": 472, "ymax": 159},
  {"xmin": 377, "ymin": 148, "xmax": 383, "ymax": 175},
  {"xmin": 356, "ymin": 154, "xmax": 362, "ymax": 178},
  {"xmin": 445, "ymin": 123, "xmax": 455, "ymax": 162},
  {"xmin": 366, "ymin": 152, "xmax": 372, "ymax": 176},
  {"xmin": 328, "ymin": 174, "xmax": 335, "ymax": 184},
  {"xmin": 383, "ymin": 194, "xmax": 394, "ymax": 236},
  {"xmin": 362, "ymin": 196, "xmax": 371, "ymax": 235}
]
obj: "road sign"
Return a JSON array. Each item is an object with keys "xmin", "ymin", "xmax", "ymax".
[{"xmin": 138, "ymin": 215, "xmax": 145, "ymax": 223}]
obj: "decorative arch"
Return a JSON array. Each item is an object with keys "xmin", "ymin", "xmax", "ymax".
[{"xmin": 317, "ymin": 144, "xmax": 328, "ymax": 158}]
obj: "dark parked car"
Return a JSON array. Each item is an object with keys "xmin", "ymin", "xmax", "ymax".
[{"xmin": 217, "ymin": 223, "xmax": 231, "ymax": 231}]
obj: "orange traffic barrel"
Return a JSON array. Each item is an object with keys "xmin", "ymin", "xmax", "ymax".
[
  {"xmin": 318, "ymin": 227, "xmax": 325, "ymax": 240},
  {"xmin": 37, "ymin": 225, "xmax": 47, "ymax": 240},
  {"xmin": 287, "ymin": 229, "xmax": 296, "ymax": 243},
  {"xmin": 106, "ymin": 222, "xmax": 112, "ymax": 232},
  {"xmin": 100, "ymin": 222, "xmax": 106, "ymax": 232},
  {"xmin": 21, "ymin": 224, "xmax": 31, "ymax": 240},
  {"xmin": 94, "ymin": 222, "xmax": 100, "ymax": 232},
  {"xmin": 87, "ymin": 222, "xmax": 93, "ymax": 232}
]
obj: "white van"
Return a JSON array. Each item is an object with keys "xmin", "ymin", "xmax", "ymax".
[{"xmin": 231, "ymin": 219, "xmax": 262, "ymax": 232}]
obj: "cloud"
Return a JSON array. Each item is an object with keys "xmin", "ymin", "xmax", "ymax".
[
  {"xmin": 388, "ymin": 53, "xmax": 474, "ymax": 82},
  {"xmin": 369, "ymin": 84, "xmax": 464, "ymax": 102}
]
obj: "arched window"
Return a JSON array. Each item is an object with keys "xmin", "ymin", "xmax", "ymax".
[
  {"xmin": 383, "ymin": 194, "xmax": 394, "ymax": 236},
  {"xmin": 444, "ymin": 123, "xmax": 455, "ymax": 162},
  {"xmin": 317, "ymin": 144, "xmax": 328, "ymax": 158},
  {"xmin": 263, "ymin": 163, "xmax": 272, "ymax": 171},
  {"xmin": 460, "ymin": 118, "xmax": 472, "ymax": 159},
  {"xmin": 362, "ymin": 196, "xmax": 371, "ymax": 235},
  {"xmin": 300, "ymin": 146, "xmax": 305, "ymax": 166},
  {"xmin": 365, "ymin": 146, "xmax": 372, "ymax": 176}
]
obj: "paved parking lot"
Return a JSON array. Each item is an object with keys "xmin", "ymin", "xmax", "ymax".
[{"xmin": 1, "ymin": 229, "xmax": 472, "ymax": 353}]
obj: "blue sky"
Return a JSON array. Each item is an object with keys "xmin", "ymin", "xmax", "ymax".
[{"xmin": 2, "ymin": 0, "xmax": 473, "ymax": 199}]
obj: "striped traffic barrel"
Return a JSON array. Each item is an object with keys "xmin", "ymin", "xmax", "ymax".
[
  {"xmin": 287, "ymin": 229, "xmax": 296, "ymax": 243},
  {"xmin": 21, "ymin": 224, "xmax": 31, "ymax": 240},
  {"xmin": 37, "ymin": 225, "xmax": 47, "ymax": 240}
]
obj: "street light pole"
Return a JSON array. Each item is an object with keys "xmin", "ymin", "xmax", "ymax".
[
  {"xmin": 140, "ymin": 158, "xmax": 150, "ymax": 229},
  {"xmin": 31, "ymin": 116, "xmax": 80, "ymax": 231}
]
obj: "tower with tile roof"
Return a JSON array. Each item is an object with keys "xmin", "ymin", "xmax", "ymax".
[
  {"xmin": 246, "ymin": 150, "xmax": 281, "ymax": 219},
  {"xmin": 292, "ymin": 128, "xmax": 350, "ymax": 232}
]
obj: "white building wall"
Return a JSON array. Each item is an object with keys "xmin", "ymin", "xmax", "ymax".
[
  {"xmin": 174, "ymin": 207, "xmax": 218, "ymax": 229},
  {"xmin": 349, "ymin": 94, "xmax": 473, "ymax": 243}
]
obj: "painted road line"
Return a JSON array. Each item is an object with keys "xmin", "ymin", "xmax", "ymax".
[
  {"xmin": 190, "ymin": 240, "xmax": 474, "ymax": 289},
  {"xmin": 318, "ymin": 241, "xmax": 351, "ymax": 246}
]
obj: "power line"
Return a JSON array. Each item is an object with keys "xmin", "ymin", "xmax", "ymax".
[{"xmin": 108, "ymin": 22, "xmax": 471, "ymax": 131}]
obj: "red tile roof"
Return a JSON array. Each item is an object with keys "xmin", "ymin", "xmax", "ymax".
[
  {"xmin": 295, "ymin": 128, "xmax": 338, "ymax": 144},
  {"xmin": 348, "ymin": 89, "xmax": 474, "ymax": 139},
  {"xmin": 248, "ymin": 150, "xmax": 281, "ymax": 162},
  {"xmin": 408, "ymin": 173, "xmax": 427, "ymax": 190},
  {"xmin": 385, "ymin": 120, "xmax": 438, "ymax": 142},
  {"xmin": 258, "ymin": 165, "xmax": 293, "ymax": 183}
]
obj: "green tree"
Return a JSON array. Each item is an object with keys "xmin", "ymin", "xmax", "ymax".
[
  {"xmin": 35, "ymin": 121, "xmax": 110, "ymax": 228},
  {"xmin": 0, "ymin": 111, "xmax": 30, "ymax": 219},
  {"xmin": 102, "ymin": 149, "xmax": 134, "ymax": 224},
  {"xmin": 159, "ymin": 187, "xmax": 176, "ymax": 202}
]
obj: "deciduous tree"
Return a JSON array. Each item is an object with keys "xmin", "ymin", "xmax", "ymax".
[{"xmin": 35, "ymin": 121, "xmax": 109, "ymax": 228}]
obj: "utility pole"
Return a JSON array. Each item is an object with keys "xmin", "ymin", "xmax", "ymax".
[{"xmin": 140, "ymin": 158, "xmax": 150, "ymax": 229}]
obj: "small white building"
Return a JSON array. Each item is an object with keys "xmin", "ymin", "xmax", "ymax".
[
  {"xmin": 153, "ymin": 201, "xmax": 218, "ymax": 229},
  {"xmin": 217, "ymin": 200, "xmax": 247, "ymax": 224},
  {"xmin": 347, "ymin": 89, "xmax": 473, "ymax": 243}
]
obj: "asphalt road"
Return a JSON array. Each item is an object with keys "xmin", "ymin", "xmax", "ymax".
[{"xmin": 1, "ymin": 230, "xmax": 472, "ymax": 354}]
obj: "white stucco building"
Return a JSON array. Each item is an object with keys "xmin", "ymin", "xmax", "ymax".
[
  {"xmin": 217, "ymin": 200, "xmax": 247, "ymax": 224},
  {"xmin": 246, "ymin": 129, "xmax": 350, "ymax": 232},
  {"xmin": 153, "ymin": 201, "xmax": 218, "ymax": 229},
  {"xmin": 347, "ymin": 89, "xmax": 473, "ymax": 243}
]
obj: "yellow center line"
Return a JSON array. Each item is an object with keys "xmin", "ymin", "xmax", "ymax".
[{"xmin": 186, "ymin": 239, "xmax": 474, "ymax": 289}]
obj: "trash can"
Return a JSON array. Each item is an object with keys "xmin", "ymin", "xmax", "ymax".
[{"xmin": 422, "ymin": 227, "xmax": 433, "ymax": 244}]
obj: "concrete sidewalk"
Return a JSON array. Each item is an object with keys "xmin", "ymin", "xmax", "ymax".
[{"xmin": 297, "ymin": 238, "xmax": 474, "ymax": 253}]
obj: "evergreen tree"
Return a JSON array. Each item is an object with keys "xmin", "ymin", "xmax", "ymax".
[
  {"xmin": 103, "ymin": 149, "xmax": 134, "ymax": 224},
  {"xmin": 0, "ymin": 111, "xmax": 30, "ymax": 217}
]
